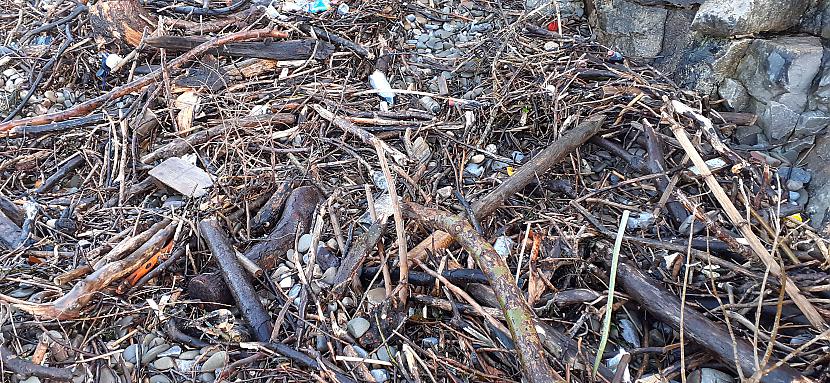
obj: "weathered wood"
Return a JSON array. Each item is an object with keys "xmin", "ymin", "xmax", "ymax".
[
  {"xmin": 0, "ymin": 210, "xmax": 22, "ymax": 249},
  {"xmin": 146, "ymin": 37, "xmax": 335, "ymax": 61},
  {"xmin": 407, "ymin": 114, "xmax": 606, "ymax": 265},
  {"xmin": 615, "ymin": 260, "xmax": 812, "ymax": 383},
  {"xmin": 35, "ymin": 153, "xmax": 85, "ymax": 194},
  {"xmin": 0, "ymin": 195, "xmax": 24, "ymax": 226},
  {"xmin": 88, "ymin": 0, "xmax": 154, "ymax": 47},
  {"xmin": 199, "ymin": 218, "xmax": 273, "ymax": 342},
  {"xmin": 403, "ymin": 202, "xmax": 564, "ymax": 383},
  {"xmin": 330, "ymin": 219, "xmax": 387, "ymax": 298},
  {"xmin": 250, "ymin": 180, "xmax": 294, "ymax": 234},
  {"xmin": 0, "ymin": 345, "xmax": 72, "ymax": 381}
]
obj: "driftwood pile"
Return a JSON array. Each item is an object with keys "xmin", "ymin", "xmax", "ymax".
[{"xmin": 0, "ymin": 1, "xmax": 828, "ymax": 382}]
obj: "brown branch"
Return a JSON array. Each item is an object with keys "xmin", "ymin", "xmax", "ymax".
[
  {"xmin": 0, "ymin": 345, "xmax": 73, "ymax": 381},
  {"xmin": 402, "ymin": 202, "xmax": 564, "ymax": 383},
  {"xmin": 406, "ymin": 114, "xmax": 606, "ymax": 265},
  {"xmin": 0, "ymin": 220, "xmax": 175, "ymax": 319},
  {"xmin": 0, "ymin": 28, "xmax": 289, "ymax": 135}
]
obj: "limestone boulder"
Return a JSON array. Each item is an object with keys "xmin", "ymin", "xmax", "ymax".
[
  {"xmin": 692, "ymin": 0, "xmax": 810, "ymax": 37},
  {"xmin": 590, "ymin": 0, "xmax": 667, "ymax": 59}
]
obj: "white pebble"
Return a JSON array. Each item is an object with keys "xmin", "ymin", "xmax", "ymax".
[{"xmin": 297, "ymin": 233, "xmax": 313, "ymax": 253}]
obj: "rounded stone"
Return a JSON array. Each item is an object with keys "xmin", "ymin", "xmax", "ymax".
[
  {"xmin": 179, "ymin": 350, "xmax": 201, "ymax": 360},
  {"xmin": 297, "ymin": 233, "xmax": 313, "ymax": 253},
  {"xmin": 123, "ymin": 344, "xmax": 142, "ymax": 364},
  {"xmin": 149, "ymin": 375, "xmax": 172, "ymax": 383},
  {"xmin": 153, "ymin": 357, "xmax": 176, "ymax": 370},
  {"xmin": 201, "ymin": 350, "xmax": 228, "ymax": 372},
  {"xmin": 198, "ymin": 373, "xmax": 216, "ymax": 383},
  {"xmin": 347, "ymin": 317, "xmax": 371, "ymax": 338},
  {"xmin": 366, "ymin": 287, "xmax": 387, "ymax": 305},
  {"xmin": 141, "ymin": 344, "xmax": 171, "ymax": 364},
  {"xmin": 786, "ymin": 179, "xmax": 804, "ymax": 191},
  {"xmin": 470, "ymin": 154, "xmax": 486, "ymax": 164}
]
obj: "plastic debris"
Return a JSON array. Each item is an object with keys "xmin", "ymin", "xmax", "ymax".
[{"xmin": 368, "ymin": 70, "xmax": 395, "ymax": 105}]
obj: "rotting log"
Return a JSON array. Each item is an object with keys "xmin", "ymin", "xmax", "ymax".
[
  {"xmin": 407, "ymin": 114, "xmax": 606, "ymax": 265},
  {"xmin": 88, "ymin": 0, "xmax": 154, "ymax": 47},
  {"xmin": 402, "ymin": 202, "xmax": 565, "ymax": 383},
  {"xmin": 189, "ymin": 186, "xmax": 321, "ymax": 304},
  {"xmin": 199, "ymin": 218, "xmax": 273, "ymax": 342},
  {"xmin": 615, "ymin": 260, "xmax": 812, "ymax": 383},
  {"xmin": 146, "ymin": 36, "xmax": 335, "ymax": 61}
]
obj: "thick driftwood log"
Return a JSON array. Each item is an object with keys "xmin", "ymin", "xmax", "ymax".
[
  {"xmin": 189, "ymin": 186, "xmax": 321, "ymax": 304},
  {"xmin": 199, "ymin": 218, "xmax": 273, "ymax": 342},
  {"xmin": 402, "ymin": 203, "xmax": 564, "ymax": 383},
  {"xmin": 88, "ymin": 0, "xmax": 153, "ymax": 47},
  {"xmin": 147, "ymin": 37, "xmax": 335, "ymax": 61},
  {"xmin": 615, "ymin": 260, "xmax": 812, "ymax": 383},
  {"xmin": 407, "ymin": 115, "xmax": 606, "ymax": 264}
]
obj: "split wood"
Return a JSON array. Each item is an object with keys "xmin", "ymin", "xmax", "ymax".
[
  {"xmin": 663, "ymin": 101, "xmax": 827, "ymax": 330},
  {"xmin": 406, "ymin": 114, "xmax": 606, "ymax": 265},
  {"xmin": 0, "ymin": 28, "xmax": 289, "ymax": 135},
  {"xmin": 402, "ymin": 202, "xmax": 565, "ymax": 383}
]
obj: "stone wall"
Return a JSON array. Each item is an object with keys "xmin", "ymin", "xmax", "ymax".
[{"xmin": 578, "ymin": 0, "xmax": 830, "ymax": 227}]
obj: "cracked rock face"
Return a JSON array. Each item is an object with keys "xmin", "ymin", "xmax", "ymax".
[
  {"xmin": 691, "ymin": 0, "xmax": 810, "ymax": 37},
  {"xmin": 590, "ymin": 0, "xmax": 667, "ymax": 59}
]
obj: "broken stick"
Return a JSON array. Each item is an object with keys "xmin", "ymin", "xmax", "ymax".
[
  {"xmin": 407, "ymin": 114, "xmax": 606, "ymax": 265},
  {"xmin": 664, "ymin": 103, "xmax": 827, "ymax": 330},
  {"xmin": 402, "ymin": 202, "xmax": 564, "ymax": 383}
]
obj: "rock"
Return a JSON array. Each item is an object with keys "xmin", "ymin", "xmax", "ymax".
[
  {"xmin": 787, "ymin": 179, "xmax": 804, "ymax": 191},
  {"xmin": 372, "ymin": 170, "xmax": 389, "ymax": 190},
  {"xmin": 158, "ymin": 345, "xmax": 181, "ymax": 358},
  {"xmin": 691, "ymin": 0, "xmax": 809, "ymax": 37},
  {"xmin": 279, "ymin": 276, "xmax": 294, "ymax": 289},
  {"xmin": 123, "ymin": 344, "xmax": 142, "ymax": 364},
  {"xmin": 525, "ymin": 0, "xmax": 584, "ymax": 19},
  {"xmin": 297, "ymin": 233, "xmax": 313, "ymax": 253},
  {"xmin": 20, "ymin": 377, "xmax": 40, "ymax": 383},
  {"xmin": 543, "ymin": 41, "xmax": 559, "ymax": 51},
  {"xmin": 99, "ymin": 367, "xmax": 118, "ymax": 383},
  {"xmin": 618, "ymin": 318, "xmax": 641, "ymax": 347},
  {"xmin": 153, "ymin": 357, "xmax": 176, "ymax": 370},
  {"xmin": 789, "ymin": 191, "xmax": 801, "ymax": 203},
  {"xmin": 370, "ymin": 369, "xmax": 390, "ymax": 382},
  {"xmin": 735, "ymin": 125, "xmax": 762, "ymax": 145},
  {"xmin": 374, "ymin": 346, "xmax": 396, "ymax": 362},
  {"xmin": 421, "ymin": 337, "xmax": 439, "ymax": 347},
  {"xmin": 759, "ymin": 101, "xmax": 800, "ymax": 141},
  {"xmin": 149, "ymin": 375, "xmax": 172, "ymax": 383},
  {"xmin": 437, "ymin": 186, "xmax": 453, "ymax": 199},
  {"xmin": 316, "ymin": 334, "xmax": 329, "ymax": 351},
  {"xmin": 736, "ymin": 36, "xmax": 822, "ymax": 113},
  {"xmin": 141, "ymin": 344, "xmax": 171, "ymax": 364},
  {"xmin": 591, "ymin": 0, "xmax": 667, "ymax": 59},
  {"xmin": 288, "ymin": 284, "xmax": 302, "ymax": 299},
  {"xmin": 352, "ymin": 345, "xmax": 369, "ymax": 358},
  {"xmin": 470, "ymin": 154, "xmax": 485, "ymax": 164},
  {"xmin": 366, "ymin": 287, "xmax": 387, "ymax": 305},
  {"xmin": 780, "ymin": 135, "xmax": 815, "ymax": 163},
  {"xmin": 198, "ymin": 372, "xmax": 216, "ymax": 383},
  {"xmin": 201, "ymin": 350, "xmax": 228, "ymax": 372},
  {"xmin": 794, "ymin": 111, "xmax": 830, "ymax": 138},
  {"xmin": 2, "ymin": 68, "xmax": 17, "ymax": 78},
  {"xmin": 718, "ymin": 78, "xmax": 750, "ymax": 111},
  {"xmin": 687, "ymin": 368, "xmax": 734, "ymax": 383},
  {"xmin": 465, "ymin": 163, "xmax": 484, "ymax": 177},
  {"xmin": 176, "ymin": 358, "xmax": 197, "ymax": 372},
  {"xmin": 347, "ymin": 317, "xmax": 371, "ymax": 338},
  {"xmin": 626, "ymin": 211, "xmax": 655, "ymax": 230},
  {"xmin": 322, "ymin": 267, "xmax": 337, "ymax": 285},
  {"xmin": 779, "ymin": 166, "xmax": 812, "ymax": 184}
]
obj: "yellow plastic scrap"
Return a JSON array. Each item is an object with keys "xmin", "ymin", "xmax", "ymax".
[{"xmin": 507, "ymin": 166, "xmax": 515, "ymax": 176}]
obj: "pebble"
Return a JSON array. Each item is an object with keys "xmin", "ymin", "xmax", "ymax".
[
  {"xmin": 201, "ymin": 350, "xmax": 228, "ymax": 372},
  {"xmin": 786, "ymin": 179, "xmax": 804, "ymax": 191},
  {"xmin": 44, "ymin": 90, "xmax": 57, "ymax": 103},
  {"xmin": 544, "ymin": 41, "xmax": 559, "ymax": 51},
  {"xmin": 370, "ymin": 369, "xmax": 390, "ymax": 382},
  {"xmin": 176, "ymin": 358, "xmax": 197, "ymax": 372},
  {"xmin": 437, "ymin": 185, "xmax": 453, "ymax": 199},
  {"xmin": 485, "ymin": 144, "xmax": 498, "ymax": 153},
  {"xmin": 149, "ymin": 375, "xmax": 172, "ymax": 383},
  {"xmin": 326, "ymin": 238, "xmax": 338, "ymax": 250},
  {"xmin": 288, "ymin": 284, "xmax": 302, "ymax": 299},
  {"xmin": 153, "ymin": 357, "xmax": 176, "ymax": 370},
  {"xmin": 297, "ymin": 233, "xmax": 313, "ymax": 253},
  {"xmin": 352, "ymin": 345, "xmax": 369, "ymax": 358},
  {"xmin": 141, "ymin": 344, "xmax": 171, "ymax": 364},
  {"xmin": 316, "ymin": 334, "xmax": 329, "ymax": 351},
  {"xmin": 687, "ymin": 368, "xmax": 733, "ymax": 383},
  {"xmin": 316, "ymin": 245, "xmax": 339, "ymax": 269},
  {"xmin": 341, "ymin": 297, "xmax": 355, "ymax": 307},
  {"xmin": 272, "ymin": 264, "xmax": 291, "ymax": 280},
  {"xmin": 366, "ymin": 287, "xmax": 387, "ymax": 305},
  {"xmin": 374, "ymin": 346, "xmax": 395, "ymax": 362},
  {"xmin": 99, "ymin": 367, "xmax": 118, "ymax": 383},
  {"xmin": 2, "ymin": 68, "xmax": 17, "ymax": 78},
  {"xmin": 789, "ymin": 191, "xmax": 800, "ymax": 202},
  {"xmin": 465, "ymin": 163, "xmax": 484, "ymax": 177},
  {"xmin": 279, "ymin": 276, "xmax": 294, "ymax": 289},
  {"xmin": 20, "ymin": 377, "xmax": 41, "ymax": 383},
  {"xmin": 158, "ymin": 345, "xmax": 181, "ymax": 358},
  {"xmin": 493, "ymin": 236, "xmax": 513, "ymax": 257},
  {"xmin": 372, "ymin": 170, "xmax": 389, "ymax": 190},
  {"xmin": 405, "ymin": 14, "xmax": 416, "ymax": 22},
  {"xmin": 322, "ymin": 267, "xmax": 338, "ymax": 285},
  {"xmin": 123, "ymin": 344, "xmax": 142, "ymax": 364},
  {"xmin": 421, "ymin": 337, "xmax": 439, "ymax": 347},
  {"xmin": 470, "ymin": 154, "xmax": 486, "ymax": 164},
  {"xmin": 347, "ymin": 317, "xmax": 371, "ymax": 338},
  {"xmin": 198, "ymin": 373, "xmax": 216, "ymax": 383},
  {"xmin": 779, "ymin": 166, "xmax": 811, "ymax": 184}
]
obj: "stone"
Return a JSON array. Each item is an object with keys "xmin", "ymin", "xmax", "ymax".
[
  {"xmin": 99, "ymin": 367, "xmax": 118, "ymax": 383},
  {"xmin": 718, "ymin": 78, "xmax": 750, "ymax": 111},
  {"xmin": 779, "ymin": 166, "xmax": 812, "ymax": 184},
  {"xmin": 789, "ymin": 191, "xmax": 801, "ymax": 202},
  {"xmin": 493, "ymin": 236, "xmax": 513, "ymax": 257},
  {"xmin": 279, "ymin": 276, "xmax": 294, "ymax": 289},
  {"xmin": 366, "ymin": 287, "xmax": 387, "ymax": 305},
  {"xmin": 437, "ymin": 185, "xmax": 453, "ymax": 199},
  {"xmin": 372, "ymin": 170, "xmax": 389, "ymax": 190},
  {"xmin": 736, "ymin": 36, "xmax": 822, "ymax": 112},
  {"xmin": 347, "ymin": 317, "xmax": 371, "ymax": 338},
  {"xmin": 198, "ymin": 373, "xmax": 216, "ymax": 383},
  {"xmin": 525, "ymin": 0, "xmax": 584, "ymax": 19},
  {"xmin": 21, "ymin": 377, "xmax": 41, "ymax": 383},
  {"xmin": 591, "ymin": 0, "xmax": 667, "ymax": 59},
  {"xmin": 421, "ymin": 337, "xmax": 439, "ymax": 347},
  {"xmin": 2, "ymin": 68, "xmax": 17, "ymax": 78},
  {"xmin": 176, "ymin": 358, "xmax": 197, "ymax": 372},
  {"xmin": 691, "ymin": 0, "xmax": 809, "ymax": 37},
  {"xmin": 201, "ymin": 350, "xmax": 228, "ymax": 372},
  {"xmin": 795, "ymin": 111, "xmax": 830, "ymax": 138},
  {"xmin": 465, "ymin": 163, "xmax": 484, "ymax": 177},
  {"xmin": 141, "ymin": 344, "xmax": 171, "ymax": 364},
  {"xmin": 781, "ymin": 135, "xmax": 815, "ymax": 162},
  {"xmin": 687, "ymin": 368, "xmax": 734, "ymax": 383},
  {"xmin": 370, "ymin": 369, "xmax": 390, "ymax": 382},
  {"xmin": 322, "ymin": 267, "xmax": 337, "ymax": 285},
  {"xmin": 149, "ymin": 376, "xmax": 172, "ymax": 383},
  {"xmin": 316, "ymin": 334, "xmax": 328, "ymax": 351},
  {"xmin": 735, "ymin": 125, "xmax": 762, "ymax": 146},
  {"xmin": 470, "ymin": 154, "xmax": 485, "ymax": 164},
  {"xmin": 316, "ymin": 245, "xmax": 339, "ymax": 269},
  {"xmin": 123, "ymin": 344, "xmax": 141, "ymax": 364},
  {"xmin": 787, "ymin": 180, "xmax": 804, "ymax": 191},
  {"xmin": 153, "ymin": 357, "xmax": 176, "ymax": 370},
  {"xmin": 158, "ymin": 345, "xmax": 181, "ymax": 358},
  {"xmin": 374, "ymin": 346, "xmax": 396, "ymax": 362},
  {"xmin": 297, "ymin": 233, "xmax": 313, "ymax": 253},
  {"xmin": 759, "ymin": 101, "xmax": 800, "ymax": 141}
]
